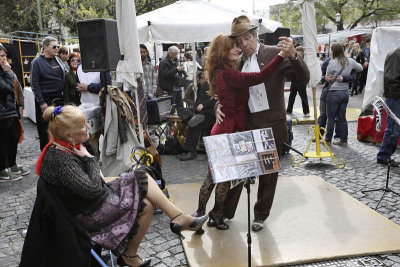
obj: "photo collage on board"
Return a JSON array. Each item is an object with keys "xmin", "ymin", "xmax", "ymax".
[{"xmin": 203, "ymin": 128, "xmax": 280, "ymax": 185}]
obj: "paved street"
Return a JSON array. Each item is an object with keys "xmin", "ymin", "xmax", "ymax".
[{"xmin": 1, "ymin": 89, "xmax": 400, "ymax": 267}]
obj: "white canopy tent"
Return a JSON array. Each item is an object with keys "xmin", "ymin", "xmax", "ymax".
[
  {"xmin": 362, "ymin": 27, "xmax": 400, "ymax": 111},
  {"xmin": 136, "ymin": 0, "xmax": 282, "ymax": 97},
  {"xmin": 317, "ymin": 29, "xmax": 372, "ymax": 45},
  {"xmin": 136, "ymin": 0, "xmax": 282, "ymax": 43}
]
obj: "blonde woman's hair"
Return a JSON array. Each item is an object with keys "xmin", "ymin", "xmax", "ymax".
[
  {"xmin": 352, "ymin": 43, "xmax": 361, "ymax": 54},
  {"xmin": 43, "ymin": 105, "xmax": 86, "ymax": 140}
]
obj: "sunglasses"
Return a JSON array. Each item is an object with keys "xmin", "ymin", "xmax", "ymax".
[
  {"xmin": 71, "ymin": 59, "xmax": 80, "ymax": 62},
  {"xmin": 50, "ymin": 45, "xmax": 58, "ymax": 49}
]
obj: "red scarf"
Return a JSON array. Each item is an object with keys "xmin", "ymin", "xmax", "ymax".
[{"xmin": 36, "ymin": 139, "xmax": 80, "ymax": 176}]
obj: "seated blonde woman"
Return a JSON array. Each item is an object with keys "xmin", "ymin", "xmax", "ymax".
[{"xmin": 32, "ymin": 105, "xmax": 208, "ymax": 267}]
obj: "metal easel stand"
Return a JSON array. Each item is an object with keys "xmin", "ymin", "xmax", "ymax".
[
  {"xmin": 290, "ymin": 87, "xmax": 345, "ymax": 169},
  {"xmin": 244, "ymin": 178, "xmax": 252, "ymax": 267},
  {"xmin": 362, "ymin": 127, "xmax": 400, "ymax": 210}
]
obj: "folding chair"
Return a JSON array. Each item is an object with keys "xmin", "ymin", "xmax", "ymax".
[{"xmin": 91, "ymin": 242, "xmax": 114, "ymax": 267}]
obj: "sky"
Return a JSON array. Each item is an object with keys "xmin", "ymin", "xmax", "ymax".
[{"xmin": 209, "ymin": 0, "xmax": 287, "ymax": 18}]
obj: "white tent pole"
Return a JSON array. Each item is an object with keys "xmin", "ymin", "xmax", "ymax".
[
  {"xmin": 192, "ymin": 42, "xmax": 197, "ymax": 92},
  {"xmin": 135, "ymin": 85, "xmax": 145, "ymax": 146},
  {"xmin": 153, "ymin": 43, "xmax": 157, "ymax": 66}
]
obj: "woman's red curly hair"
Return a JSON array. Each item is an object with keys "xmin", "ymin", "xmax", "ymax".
[{"xmin": 205, "ymin": 34, "xmax": 238, "ymax": 98}]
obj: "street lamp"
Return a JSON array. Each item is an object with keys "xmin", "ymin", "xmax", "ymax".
[{"xmin": 335, "ymin": 12, "xmax": 341, "ymax": 32}]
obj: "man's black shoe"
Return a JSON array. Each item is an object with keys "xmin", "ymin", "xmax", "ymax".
[
  {"xmin": 188, "ymin": 114, "xmax": 205, "ymax": 128},
  {"xmin": 178, "ymin": 152, "xmax": 197, "ymax": 161},
  {"xmin": 377, "ymin": 159, "xmax": 400, "ymax": 167}
]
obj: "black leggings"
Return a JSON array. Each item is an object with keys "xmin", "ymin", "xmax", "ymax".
[
  {"xmin": 0, "ymin": 119, "xmax": 19, "ymax": 171},
  {"xmin": 196, "ymin": 172, "xmax": 231, "ymax": 223}
]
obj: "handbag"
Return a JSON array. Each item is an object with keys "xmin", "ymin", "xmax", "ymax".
[
  {"xmin": 174, "ymin": 71, "xmax": 187, "ymax": 87},
  {"xmin": 163, "ymin": 135, "xmax": 183, "ymax": 155},
  {"xmin": 320, "ymin": 67, "xmax": 344, "ymax": 99}
]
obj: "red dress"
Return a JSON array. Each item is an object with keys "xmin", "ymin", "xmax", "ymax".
[{"xmin": 211, "ymin": 54, "xmax": 284, "ymax": 136}]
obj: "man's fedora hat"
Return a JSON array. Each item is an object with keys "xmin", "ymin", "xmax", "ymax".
[{"xmin": 229, "ymin": 15, "xmax": 258, "ymax": 37}]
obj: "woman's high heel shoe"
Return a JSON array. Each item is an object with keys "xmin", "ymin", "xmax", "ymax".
[
  {"xmin": 170, "ymin": 213, "xmax": 208, "ymax": 239},
  {"xmin": 116, "ymin": 254, "xmax": 151, "ymax": 267}
]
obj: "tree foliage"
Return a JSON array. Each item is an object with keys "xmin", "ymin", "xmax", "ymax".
[
  {"xmin": 315, "ymin": 0, "xmax": 400, "ymax": 30},
  {"xmin": 270, "ymin": 1, "xmax": 302, "ymax": 35},
  {"xmin": 0, "ymin": 0, "xmax": 177, "ymax": 36},
  {"xmin": 269, "ymin": 0, "xmax": 400, "ymax": 33}
]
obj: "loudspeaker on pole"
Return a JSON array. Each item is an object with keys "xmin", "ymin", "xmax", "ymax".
[{"xmin": 77, "ymin": 19, "xmax": 120, "ymax": 72}]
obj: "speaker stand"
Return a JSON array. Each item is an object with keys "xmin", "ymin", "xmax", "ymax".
[{"xmin": 100, "ymin": 72, "xmax": 108, "ymax": 106}]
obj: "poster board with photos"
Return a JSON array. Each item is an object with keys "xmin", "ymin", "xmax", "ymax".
[{"xmin": 203, "ymin": 128, "xmax": 280, "ymax": 184}]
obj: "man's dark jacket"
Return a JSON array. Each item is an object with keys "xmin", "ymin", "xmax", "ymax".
[
  {"xmin": 30, "ymin": 55, "xmax": 65, "ymax": 105},
  {"xmin": 383, "ymin": 47, "xmax": 400, "ymax": 99},
  {"xmin": 20, "ymin": 178, "xmax": 92, "ymax": 267},
  {"xmin": 0, "ymin": 67, "xmax": 18, "ymax": 120},
  {"xmin": 194, "ymin": 82, "xmax": 216, "ymax": 118},
  {"xmin": 158, "ymin": 55, "xmax": 179, "ymax": 94}
]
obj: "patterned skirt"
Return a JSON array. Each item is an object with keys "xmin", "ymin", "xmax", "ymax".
[{"xmin": 76, "ymin": 170, "xmax": 148, "ymax": 256}]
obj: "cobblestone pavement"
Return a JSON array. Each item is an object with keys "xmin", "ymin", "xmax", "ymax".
[{"xmin": 1, "ymin": 116, "xmax": 400, "ymax": 266}]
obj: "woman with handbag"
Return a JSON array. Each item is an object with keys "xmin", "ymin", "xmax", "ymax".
[
  {"xmin": 0, "ymin": 44, "xmax": 26, "ymax": 181},
  {"xmin": 324, "ymin": 42, "xmax": 363, "ymax": 146},
  {"xmin": 192, "ymin": 34, "xmax": 289, "ymax": 230}
]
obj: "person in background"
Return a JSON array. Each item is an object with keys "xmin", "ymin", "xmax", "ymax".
[
  {"xmin": 10, "ymin": 62, "xmax": 30, "ymax": 177},
  {"xmin": 183, "ymin": 52, "xmax": 202, "ymax": 92},
  {"xmin": 345, "ymin": 40, "xmax": 354, "ymax": 57},
  {"xmin": 364, "ymin": 39, "xmax": 371, "ymax": 61},
  {"xmin": 324, "ymin": 42, "xmax": 363, "ymax": 147},
  {"xmin": 196, "ymin": 48, "xmax": 203, "ymax": 68},
  {"xmin": 0, "ymin": 44, "xmax": 23, "ymax": 181},
  {"xmin": 76, "ymin": 63, "xmax": 111, "ymax": 159},
  {"xmin": 286, "ymin": 46, "xmax": 310, "ymax": 117},
  {"xmin": 177, "ymin": 71, "xmax": 215, "ymax": 161},
  {"xmin": 63, "ymin": 52, "xmax": 81, "ymax": 106},
  {"xmin": 376, "ymin": 46, "xmax": 400, "ymax": 167},
  {"xmin": 30, "ymin": 36, "xmax": 65, "ymax": 150},
  {"xmin": 58, "ymin": 47, "xmax": 69, "ymax": 72},
  {"xmin": 76, "ymin": 65, "xmax": 111, "ymax": 106},
  {"xmin": 318, "ymin": 50, "xmax": 356, "ymax": 139},
  {"xmin": 350, "ymin": 43, "xmax": 366, "ymax": 96},
  {"xmin": 158, "ymin": 46, "xmax": 186, "ymax": 107},
  {"xmin": 140, "ymin": 44, "xmax": 157, "ymax": 99},
  {"xmin": 359, "ymin": 39, "xmax": 371, "ymax": 94}
]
